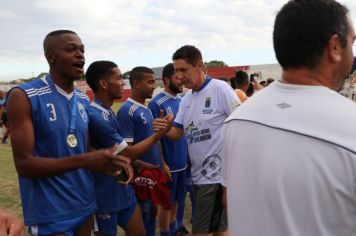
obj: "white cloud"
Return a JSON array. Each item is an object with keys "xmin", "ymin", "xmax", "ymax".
[{"xmin": 0, "ymin": 0, "xmax": 355, "ymax": 81}]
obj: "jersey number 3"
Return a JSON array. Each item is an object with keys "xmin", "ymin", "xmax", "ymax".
[{"xmin": 47, "ymin": 103, "xmax": 57, "ymax": 121}]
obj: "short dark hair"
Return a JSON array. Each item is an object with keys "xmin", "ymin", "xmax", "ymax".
[
  {"xmin": 162, "ymin": 63, "xmax": 175, "ymax": 84},
  {"xmin": 273, "ymin": 0, "xmax": 349, "ymax": 69},
  {"xmin": 266, "ymin": 78, "xmax": 275, "ymax": 84},
  {"xmin": 235, "ymin": 70, "xmax": 249, "ymax": 87},
  {"xmin": 230, "ymin": 77, "xmax": 237, "ymax": 89},
  {"xmin": 86, "ymin": 61, "xmax": 118, "ymax": 92},
  {"xmin": 43, "ymin": 30, "xmax": 77, "ymax": 52},
  {"xmin": 172, "ymin": 45, "xmax": 202, "ymax": 66},
  {"xmin": 129, "ymin": 66, "xmax": 154, "ymax": 87}
]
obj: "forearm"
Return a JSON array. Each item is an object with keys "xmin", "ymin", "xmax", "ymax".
[
  {"xmin": 121, "ymin": 133, "xmax": 161, "ymax": 161},
  {"xmin": 13, "ymin": 152, "xmax": 89, "ymax": 178},
  {"xmin": 165, "ymin": 126, "xmax": 184, "ymax": 140}
]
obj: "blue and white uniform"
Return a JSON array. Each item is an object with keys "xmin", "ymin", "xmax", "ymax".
[
  {"xmin": 89, "ymin": 98, "xmax": 137, "ymax": 233},
  {"xmin": 116, "ymin": 98, "xmax": 161, "ymax": 165},
  {"xmin": 116, "ymin": 97, "xmax": 161, "ymax": 236},
  {"xmin": 148, "ymin": 91, "xmax": 188, "ymax": 172},
  {"xmin": 148, "ymin": 91, "xmax": 188, "ymax": 206},
  {"xmin": 15, "ymin": 75, "xmax": 95, "ymax": 227},
  {"xmin": 89, "ymin": 98, "xmax": 137, "ymax": 212},
  {"xmin": 173, "ymin": 77, "xmax": 240, "ymax": 185}
]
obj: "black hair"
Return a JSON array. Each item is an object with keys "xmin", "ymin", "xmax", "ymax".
[
  {"xmin": 172, "ymin": 45, "xmax": 202, "ymax": 66},
  {"xmin": 266, "ymin": 78, "xmax": 275, "ymax": 84},
  {"xmin": 129, "ymin": 66, "xmax": 154, "ymax": 87},
  {"xmin": 162, "ymin": 63, "xmax": 175, "ymax": 85},
  {"xmin": 235, "ymin": 70, "xmax": 249, "ymax": 87},
  {"xmin": 43, "ymin": 30, "xmax": 77, "ymax": 52},
  {"xmin": 273, "ymin": 0, "xmax": 349, "ymax": 69},
  {"xmin": 85, "ymin": 61, "xmax": 118, "ymax": 92},
  {"xmin": 230, "ymin": 77, "xmax": 236, "ymax": 89}
]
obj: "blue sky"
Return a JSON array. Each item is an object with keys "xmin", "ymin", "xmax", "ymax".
[{"xmin": 0, "ymin": 0, "xmax": 356, "ymax": 81}]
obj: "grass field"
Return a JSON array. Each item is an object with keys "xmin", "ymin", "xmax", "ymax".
[
  {"xmin": 0, "ymin": 138, "xmax": 192, "ymax": 235},
  {"xmin": 0, "ymin": 143, "xmax": 22, "ymax": 218}
]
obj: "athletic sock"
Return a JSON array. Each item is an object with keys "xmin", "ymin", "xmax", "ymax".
[
  {"xmin": 169, "ymin": 220, "xmax": 177, "ymax": 235},
  {"xmin": 160, "ymin": 230, "xmax": 170, "ymax": 236},
  {"xmin": 146, "ymin": 218, "xmax": 156, "ymax": 236},
  {"xmin": 176, "ymin": 198, "xmax": 185, "ymax": 229}
]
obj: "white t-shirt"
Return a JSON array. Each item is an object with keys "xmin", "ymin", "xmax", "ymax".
[
  {"xmin": 174, "ymin": 77, "xmax": 240, "ymax": 185},
  {"xmin": 222, "ymin": 81, "xmax": 356, "ymax": 236}
]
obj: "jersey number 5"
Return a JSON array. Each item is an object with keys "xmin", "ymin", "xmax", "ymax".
[{"xmin": 140, "ymin": 112, "xmax": 147, "ymax": 124}]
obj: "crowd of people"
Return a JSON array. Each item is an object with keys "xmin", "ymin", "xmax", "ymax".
[{"xmin": 2, "ymin": 0, "xmax": 356, "ymax": 236}]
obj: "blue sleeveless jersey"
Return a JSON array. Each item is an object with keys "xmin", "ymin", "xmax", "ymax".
[
  {"xmin": 148, "ymin": 92, "xmax": 188, "ymax": 172},
  {"xmin": 116, "ymin": 98, "xmax": 161, "ymax": 165},
  {"xmin": 89, "ymin": 98, "xmax": 136, "ymax": 213},
  {"xmin": 15, "ymin": 76, "xmax": 96, "ymax": 225}
]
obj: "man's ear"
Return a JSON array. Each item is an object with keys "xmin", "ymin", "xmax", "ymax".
[
  {"xmin": 99, "ymin": 79, "xmax": 107, "ymax": 90},
  {"xmin": 45, "ymin": 52, "xmax": 55, "ymax": 64},
  {"xmin": 132, "ymin": 79, "xmax": 140, "ymax": 89},
  {"xmin": 196, "ymin": 59, "xmax": 206, "ymax": 74},
  {"xmin": 326, "ymin": 34, "xmax": 342, "ymax": 63}
]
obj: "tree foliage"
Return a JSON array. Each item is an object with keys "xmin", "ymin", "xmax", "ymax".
[{"xmin": 204, "ymin": 60, "xmax": 228, "ymax": 68}]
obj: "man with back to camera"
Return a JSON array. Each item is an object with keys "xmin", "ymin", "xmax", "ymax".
[
  {"xmin": 148, "ymin": 63, "xmax": 189, "ymax": 236},
  {"xmin": 5, "ymin": 30, "xmax": 129, "ymax": 235},
  {"xmin": 153, "ymin": 45, "xmax": 240, "ymax": 236},
  {"xmin": 85, "ymin": 60, "xmax": 172, "ymax": 236},
  {"xmin": 116, "ymin": 66, "xmax": 172, "ymax": 236},
  {"xmin": 222, "ymin": 0, "xmax": 356, "ymax": 235}
]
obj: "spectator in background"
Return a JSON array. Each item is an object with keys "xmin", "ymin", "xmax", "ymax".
[
  {"xmin": 259, "ymin": 80, "xmax": 266, "ymax": 87},
  {"xmin": 0, "ymin": 90, "xmax": 5, "ymax": 139},
  {"xmin": 1, "ymin": 107, "xmax": 9, "ymax": 144},
  {"xmin": 234, "ymin": 70, "xmax": 249, "ymax": 102},
  {"xmin": 266, "ymin": 77, "xmax": 275, "ymax": 86}
]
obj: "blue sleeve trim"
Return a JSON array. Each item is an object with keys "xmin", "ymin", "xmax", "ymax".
[{"xmin": 173, "ymin": 122, "xmax": 183, "ymax": 129}]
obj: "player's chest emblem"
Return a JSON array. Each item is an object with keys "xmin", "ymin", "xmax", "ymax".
[
  {"xmin": 78, "ymin": 102, "xmax": 88, "ymax": 122},
  {"xmin": 202, "ymin": 97, "xmax": 213, "ymax": 114},
  {"xmin": 101, "ymin": 111, "xmax": 110, "ymax": 121}
]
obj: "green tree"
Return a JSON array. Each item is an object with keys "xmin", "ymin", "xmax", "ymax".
[{"xmin": 204, "ymin": 60, "xmax": 228, "ymax": 68}]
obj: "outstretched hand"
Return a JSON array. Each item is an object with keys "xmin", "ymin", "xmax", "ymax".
[
  {"xmin": 84, "ymin": 145, "xmax": 127, "ymax": 176},
  {"xmin": 153, "ymin": 109, "xmax": 173, "ymax": 135},
  {"xmin": 116, "ymin": 155, "xmax": 134, "ymax": 185}
]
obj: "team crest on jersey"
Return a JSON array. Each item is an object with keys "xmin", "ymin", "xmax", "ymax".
[
  {"xmin": 101, "ymin": 111, "xmax": 109, "ymax": 121},
  {"xmin": 77, "ymin": 102, "xmax": 88, "ymax": 122},
  {"xmin": 202, "ymin": 97, "xmax": 213, "ymax": 114}
]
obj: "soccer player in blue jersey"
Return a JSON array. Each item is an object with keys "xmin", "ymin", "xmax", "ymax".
[
  {"xmin": 153, "ymin": 45, "xmax": 240, "ymax": 236},
  {"xmin": 148, "ymin": 63, "xmax": 188, "ymax": 236},
  {"xmin": 116, "ymin": 66, "xmax": 170, "ymax": 236},
  {"xmin": 86, "ymin": 61, "xmax": 171, "ymax": 236},
  {"xmin": 6, "ymin": 30, "xmax": 128, "ymax": 236}
]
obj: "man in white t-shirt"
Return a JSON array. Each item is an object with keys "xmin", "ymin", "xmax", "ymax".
[
  {"xmin": 222, "ymin": 0, "xmax": 356, "ymax": 235},
  {"xmin": 154, "ymin": 45, "xmax": 240, "ymax": 236}
]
